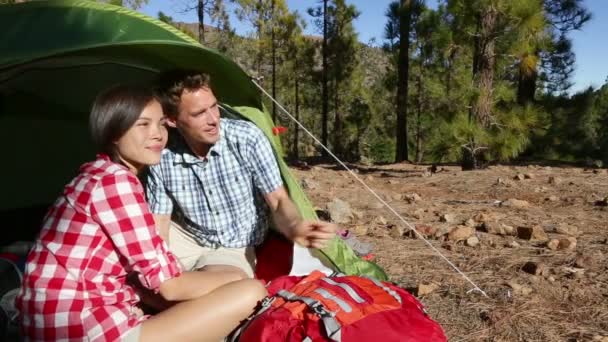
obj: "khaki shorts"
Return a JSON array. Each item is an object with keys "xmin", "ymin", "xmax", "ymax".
[
  {"xmin": 122, "ymin": 324, "xmax": 142, "ymax": 342},
  {"xmin": 168, "ymin": 222, "xmax": 256, "ymax": 278}
]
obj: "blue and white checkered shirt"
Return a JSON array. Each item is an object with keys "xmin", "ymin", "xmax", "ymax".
[{"xmin": 145, "ymin": 118, "xmax": 284, "ymax": 248}]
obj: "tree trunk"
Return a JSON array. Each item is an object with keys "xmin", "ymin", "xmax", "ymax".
[
  {"xmin": 472, "ymin": 6, "xmax": 497, "ymax": 127},
  {"xmin": 415, "ymin": 70, "xmax": 423, "ymax": 163},
  {"xmin": 271, "ymin": 0, "xmax": 277, "ymax": 122},
  {"xmin": 395, "ymin": 0, "xmax": 411, "ymax": 162},
  {"xmin": 333, "ymin": 80, "xmax": 342, "ymax": 158},
  {"xmin": 293, "ymin": 57, "xmax": 300, "ymax": 160},
  {"xmin": 321, "ymin": 0, "xmax": 329, "ymax": 157},
  {"xmin": 197, "ymin": 0, "xmax": 205, "ymax": 44}
]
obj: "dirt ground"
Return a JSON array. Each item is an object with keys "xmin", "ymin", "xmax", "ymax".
[{"xmin": 290, "ymin": 162, "xmax": 608, "ymax": 342}]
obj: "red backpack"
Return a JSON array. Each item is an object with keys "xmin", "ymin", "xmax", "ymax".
[{"xmin": 232, "ymin": 270, "xmax": 447, "ymax": 342}]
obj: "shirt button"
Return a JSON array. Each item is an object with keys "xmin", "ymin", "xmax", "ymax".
[
  {"xmin": 209, "ymin": 190, "xmax": 213, "ymax": 194},
  {"xmin": 215, "ymin": 211, "xmax": 219, "ymax": 215}
]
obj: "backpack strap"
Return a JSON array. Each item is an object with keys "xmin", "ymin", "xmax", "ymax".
[{"xmin": 276, "ymin": 290, "xmax": 342, "ymax": 342}]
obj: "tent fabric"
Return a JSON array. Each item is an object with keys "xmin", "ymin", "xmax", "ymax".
[{"xmin": 0, "ymin": 0, "xmax": 387, "ymax": 280}]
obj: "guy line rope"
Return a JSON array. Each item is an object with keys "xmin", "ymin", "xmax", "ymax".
[{"xmin": 251, "ymin": 80, "xmax": 488, "ymax": 298}]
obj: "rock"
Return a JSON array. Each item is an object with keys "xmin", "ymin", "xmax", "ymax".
[
  {"xmin": 389, "ymin": 225, "xmax": 405, "ymax": 239},
  {"xmin": 517, "ymin": 225, "xmax": 548, "ymax": 241},
  {"xmin": 473, "ymin": 212, "xmax": 496, "ymax": 224},
  {"xmin": 548, "ymin": 276, "xmax": 556, "ymax": 282},
  {"xmin": 326, "ymin": 198, "xmax": 354, "ymax": 224},
  {"xmin": 545, "ymin": 195, "xmax": 559, "ymax": 202},
  {"xmin": 554, "ymin": 224, "xmax": 578, "ymax": 236},
  {"xmin": 353, "ymin": 225, "xmax": 369, "ymax": 236},
  {"xmin": 392, "ymin": 193, "xmax": 403, "ymax": 201},
  {"xmin": 352, "ymin": 210, "xmax": 365, "ymax": 220},
  {"xmin": 548, "ymin": 176, "xmax": 562, "ymax": 185},
  {"xmin": 524, "ymin": 173, "xmax": 534, "ymax": 179},
  {"xmin": 466, "ymin": 236, "xmax": 480, "ymax": 247},
  {"xmin": 300, "ymin": 178, "xmax": 319, "ymax": 190},
  {"xmin": 482, "ymin": 221, "xmax": 504, "ymax": 235},
  {"xmin": 507, "ymin": 240, "xmax": 521, "ymax": 248},
  {"xmin": 500, "ymin": 198, "xmax": 530, "ymax": 208},
  {"xmin": 411, "ymin": 208, "xmax": 425, "ymax": 219},
  {"xmin": 447, "ymin": 225, "xmax": 475, "ymax": 242},
  {"xmin": 592, "ymin": 335, "xmax": 608, "ymax": 342},
  {"xmin": 375, "ymin": 216, "xmax": 388, "ymax": 225},
  {"xmin": 558, "ymin": 237, "xmax": 577, "ymax": 251},
  {"xmin": 365, "ymin": 175, "xmax": 374, "ymax": 181},
  {"xmin": 514, "ymin": 173, "xmax": 526, "ymax": 181},
  {"xmin": 522, "ymin": 261, "xmax": 547, "ymax": 276},
  {"xmin": 574, "ymin": 255, "xmax": 594, "ymax": 269},
  {"xmin": 464, "ymin": 218, "xmax": 478, "ymax": 228},
  {"xmin": 507, "ymin": 281, "xmax": 532, "ymax": 296},
  {"xmin": 595, "ymin": 197, "xmax": 608, "ymax": 207},
  {"xmin": 417, "ymin": 282, "xmax": 440, "ymax": 296},
  {"xmin": 440, "ymin": 213, "xmax": 457, "ymax": 224},
  {"xmin": 404, "ymin": 193, "xmax": 422, "ymax": 203},
  {"xmin": 563, "ymin": 266, "xmax": 585, "ymax": 278},
  {"xmin": 413, "ymin": 224, "xmax": 437, "ymax": 238},
  {"xmin": 501, "ymin": 224, "xmax": 515, "ymax": 236},
  {"xmin": 495, "ymin": 177, "xmax": 514, "ymax": 187},
  {"xmin": 388, "ymin": 179, "xmax": 399, "ymax": 185},
  {"xmin": 546, "ymin": 239, "xmax": 560, "ymax": 251}
]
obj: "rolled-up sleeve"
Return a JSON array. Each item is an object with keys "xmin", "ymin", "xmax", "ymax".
[{"xmin": 90, "ymin": 172, "xmax": 182, "ymax": 292}]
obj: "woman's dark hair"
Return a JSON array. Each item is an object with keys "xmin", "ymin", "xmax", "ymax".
[{"xmin": 89, "ymin": 84, "xmax": 157, "ymax": 161}]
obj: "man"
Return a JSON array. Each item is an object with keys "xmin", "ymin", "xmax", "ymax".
[{"xmin": 146, "ymin": 70, "xmax": 336, "ymax": 278}]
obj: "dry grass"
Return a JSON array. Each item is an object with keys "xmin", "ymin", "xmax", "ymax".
[{"xmin": 293, "ymin": 162, "xmax": 608, "ymax": 341}]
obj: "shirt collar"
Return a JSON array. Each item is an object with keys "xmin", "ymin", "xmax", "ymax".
[{"xmin": 169, "ymin": 124, "xmax": 224, "ymax": 165}]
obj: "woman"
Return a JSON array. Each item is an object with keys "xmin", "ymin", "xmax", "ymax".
[{"xmin": 16, "ymin": 85, "xmax": 266, "ymax": 342}]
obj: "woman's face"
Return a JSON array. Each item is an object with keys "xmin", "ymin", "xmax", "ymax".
[{"xmin": 116, "ymin": 100, "xmax": 167, "ymax": 174}]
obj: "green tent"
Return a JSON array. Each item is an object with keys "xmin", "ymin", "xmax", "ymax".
[{"xmin": 0, "ymin": 0, "xmax": 386, "ymax": 280}]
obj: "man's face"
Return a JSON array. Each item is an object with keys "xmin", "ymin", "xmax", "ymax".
[{"xmin": 169, "ymin": 86, "xmax": 221, "ymax": 149}]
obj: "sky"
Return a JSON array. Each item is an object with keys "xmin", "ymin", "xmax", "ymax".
[{"xmin": 140, "ymin": 0, "xmax": 608, "ymax": 93}]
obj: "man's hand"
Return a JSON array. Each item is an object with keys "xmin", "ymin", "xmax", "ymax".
[{"xmin": 289, "ymin": 220, "xmax": 337, "ymax": 249}]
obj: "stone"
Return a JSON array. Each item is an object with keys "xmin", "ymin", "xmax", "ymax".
[
  {"xmin": 501, "ymin": 198, "xmax": 530, "ymax": 208},
  {"xmin": 392, "ymin": 193, "xmax": 403, "ymax": 201},
  {"xmin": 558, "ymin": 237, "xmax": 577, "ymax": 251},
  {"xmin": 414, "ymin": 224, "xmax": 437, "ymax": 238},
  {"xmin": 595, "ymin": 197, "xmax": 608, "ymax": 207},
  {"xmin": 517, "ymin": 225, "xmax": 548, "ymax": 241},
  {"xmin": 440, "ymin": 213, "xmax": 457, "ymax": 224},
  {"xmin": 546, "ymin": 239, "xmax": 560, "ymax": 251},
  {"xmin": 501, "ymin": 224, "xmax": 515, "ymax": 236},
  {"xmin": 514, "ymin": 173, "xmax": 526, "ymax": 181},
  {"xmin": 352, "ymin": 210, "xmax": 365, "ymax": 220},
  {"xmin": 482, "ymin": 221, "xmax": 504, "ymax": 235},
  {"xmin": 404, "ymin": 193, "xmax": 422, "ymax": 203},
  {"xmin": 507, "ymin": 281, "xmax": 532, "ymax": 296},
  {"xmin": 353, "ymin": 225, "xmax": 369, "ymax": 236},
  {"xmin": 464, "ymin": 218, "xmax": 478, "ymax": 228},
  {"xmin": 375, "ymin": 216, "xmax": 388, "ymax": 225},
  {"xmin": 495, "ymin": 177, "xmax": 514, "ymax": 187},
  {"xmin": 300, "ymin": 178, "xmax": 319, "ymax": 190},
  {"xmin": 411, "ymin": 208, "xmax": 425, "ymax": 219},
  {"xmin": 574, "ymin": 255, "xmax": 594, "ymax": 269},
  {"xmin": 417, "ymin": 282, "xmax": 440, "ymax": 296},
  {"xmin": 522, "ymin": 261, "xmax": 546, "ymax": 276},
  {"xmin": 524, "ymin": 173, "xmax": 534, "ymax": 179},
  {"xmin": 546, "ymin": 195, "xmax": 560, "ymax": 202},
  {"xmin": 326, "ymin": 198, "xmax": 354, "ymax": 224},
  {"xmin": 466, "ymin": 236, "xmax": 480, "ymax": 247},
  {"xmin": 389, "ymin": 225, "xmax": 405, "ymax": 239},
  {"xmin": 473, "ymin": 212, "xmax": 496, "ymax": 224},
  {"xmin": 507, "ymin": 240, "xmax": 521, "ymax": 248},
  {"xmin": 447, "ymin": 225, "xmax": 475, "ymax": 242},
  {"xmin": 554, "ymin": 224, "xmax": 579, "ymax": 236},
  {"xmin": 548, "ymin": 176, "xmax": 563, "ymax": 185}
]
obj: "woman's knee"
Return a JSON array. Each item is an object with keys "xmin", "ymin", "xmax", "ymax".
[{"xmin": 236, "ymin": 279, "xmax": 268, "ymax": 305}]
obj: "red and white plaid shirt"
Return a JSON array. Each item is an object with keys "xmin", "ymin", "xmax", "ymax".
[{"xmin": 17, "ymin": 155, "xmax": 182, "ymax": 342}]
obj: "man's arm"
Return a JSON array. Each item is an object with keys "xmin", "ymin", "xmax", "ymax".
[{"xmin": 264, "ymin": 186, "xmax": 336, "ymax": 249}]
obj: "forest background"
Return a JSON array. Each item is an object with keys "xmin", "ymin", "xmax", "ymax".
[{"xmin": 7, "ymin": 0, "xmax": 607, "ymax": 169}]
